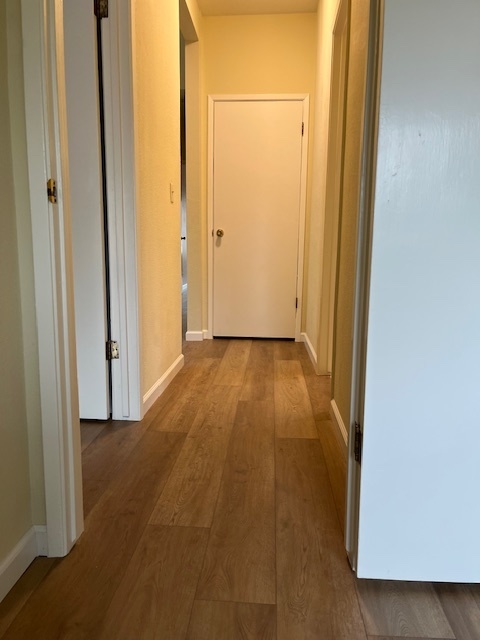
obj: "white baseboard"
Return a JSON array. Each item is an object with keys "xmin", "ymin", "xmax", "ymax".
[
  {"xmin": 185, "ymin": 331, "xmax": 203, "ymax": 342},
  {"xmin": 330, "ymin": 399, "xmax": 349, "ymax": 446},
  {"xmin": 300, "ymin": 332, "xmax": 318, "ymax": 369},
  {"xmin": 203, "ymin": 329, "xmax": 212, "ymax": 340},
  {"xmin": 34, "ymin": 525, "xmax": 48, "ymax": 556},
  {"xmin": 0, "ymin": 526, "xmax": 47, "ymax": 603},
  {"xmin": 142, "ymin": 354, "xmax": 184, "ymax": 415}
]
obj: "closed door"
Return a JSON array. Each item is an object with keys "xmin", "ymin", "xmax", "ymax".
[{"xmin": 213, "ymin": 99, "xmax": 305, "ymax": 338}]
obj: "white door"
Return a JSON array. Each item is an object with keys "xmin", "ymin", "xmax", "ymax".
[
  {"xmin": 64, "ymin": 1, "xmax": 110, "ymax": 419},
  {"xmin": 212, "ymin": 100, "xmax": 305, "ymax": 338},
  {"xmin": 349, "ymin": 0, "xmax": 480, "ymax": 581}
]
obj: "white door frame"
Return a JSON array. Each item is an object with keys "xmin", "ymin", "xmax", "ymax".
[
  {"xmin": 207, "ymin": 94, "xmax": 310, "ymax": 342},
  {"xmin": 344, "ymin": 0, "xmax": 384, "ymax": 571},
  {"xmin": 22, "ymin": 0, "xmax": 140, "ymax": 556}
]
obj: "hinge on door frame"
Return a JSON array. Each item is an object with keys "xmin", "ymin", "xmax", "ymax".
[
  {"xmin": 295, "ymin": 297, "xmax": 298, "ymax": 309},
  {"xmin": 47, "ymin": 178, "xmax": 57, "ymax": 204},
  {"xmin": 106, "ymin": 340, "xmax": 119, "ymax": 360},
  {"xmin": 301, "ymin": 122, "xmax": 304, "ymax": 136},
  {"xmin": 94, "ymin": 0, "xmax": 108, "ymax": 19},
  {"xmin": 354, "ymin": 422, "xmax": 363, "ymax": 464}
]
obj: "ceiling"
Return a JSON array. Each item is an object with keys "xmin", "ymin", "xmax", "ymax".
[{"xmin": 196, "ymin": 0, "xmax": 319, "ymax": 16}]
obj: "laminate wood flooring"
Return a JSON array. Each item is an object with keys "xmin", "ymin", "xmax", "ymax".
[{"xmin": 1, "ymin": 339, "xmax": 479, "ymax": 639}]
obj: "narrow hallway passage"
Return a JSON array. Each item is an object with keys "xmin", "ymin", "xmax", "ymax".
[{"xmin": 1, "ymin": 340, "xmax": 478, "ymax": 639}]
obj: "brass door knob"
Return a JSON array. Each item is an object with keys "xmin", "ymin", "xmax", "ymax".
[{"xmin": 216, "ymin": 228, "xmax": 224, "ymax": 238}]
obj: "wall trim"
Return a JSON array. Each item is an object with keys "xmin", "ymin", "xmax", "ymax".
[
  {"xmin": 142, "ymin": 355, "xmax": 185, "ymax": 416},
  {"xmin": 330, "ymin": 399, "xmax": 348, "ymax": 446},
  {"xmin": 0, "ymin": 526, "xmax": 48, "ymax": 603},
  {"xmin": 34, "ymin": 526, "xmax": 48, "ymax": 556},
  {"xmin": 301, "ymin": 332, "xmax": 318, "ymax": 370},
  {"xmin": 185, "ymin": 331, "xmax": 203, "ymax": 342}
]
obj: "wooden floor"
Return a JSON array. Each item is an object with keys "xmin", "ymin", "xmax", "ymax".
[{"xmin": 1, "ymin": 339, "xmax": 479, "ymax": 639}]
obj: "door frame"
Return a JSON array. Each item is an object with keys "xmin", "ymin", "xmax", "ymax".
[
  {"xmin": 207, "ymin": 94, "xmax": 310, "ymax": 342},
  {"xmin": 21, "ymin": 0, "xmax": 140, "ymax": 556},
  {"xmin": 344, "ymin": 0, "xmax": 384, "ymax": 571}
]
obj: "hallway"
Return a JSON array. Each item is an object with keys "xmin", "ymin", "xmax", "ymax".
[{"xmin": 0, "ymin": 339, "xmax": 479, "ymax": 639}]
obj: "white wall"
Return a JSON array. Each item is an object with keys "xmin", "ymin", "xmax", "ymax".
[{"xmin": 358, "ymin": 0, "xmax": 480, "ymax": 581}]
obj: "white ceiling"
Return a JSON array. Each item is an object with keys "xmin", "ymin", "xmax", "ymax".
[{"xmin": 197, "ymin": 0, "xmax": 319, "ymax": 16}]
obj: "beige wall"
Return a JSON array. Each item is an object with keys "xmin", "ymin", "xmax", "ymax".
[
  {"xmin": 331, "ymin": 0, "xmax": 371, "ymax": 426},
  {"xmin": 304, "ymin": 0, "xmax": 339, "ymax": 366},
  {"xmin": 132, "ymin": 0, "xmax": 183, "ymax": 397},
  {"xmin": 0, "ymin": 0, "xmax": 40, "ymax": 560},
  {"xmin": 186, "ymin": 13, "xmax": 317, "ymax": 333}
]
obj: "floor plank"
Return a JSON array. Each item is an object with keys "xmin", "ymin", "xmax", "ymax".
[
  {"xmin": 434, "ymin": 583, "xmax": 480, "ymax": 640},
  {"xmin": 186, "ymin": 601, "xmax": 276, "ymax": 640},
  {"xmin": 240, "ymin": 340, "xmax": 275, "ymax": 401},
  {"xmin": 183, "ymin": 338, "xmax": 229, "ymax": 361},
  {"xmin": 99, "ymin": 526, "xmax": 209, "ymax": 640},
  {"xmin": 213, "ymin": 340, "xmax": 252, "ymax": 386},
  {"xmin": 0, "ymin": 558, "xmax": 55, "ymax": 637},
  {"xmin": 149, "ymin": 386, "xmax": 240, "ymax": 527},
  {"xmin": 274, "ymin": 360, "xmax": 317, "ymax": 439},
  {"xmin": 356, "ymin": 580, "xmax": 455, "ymax": 639},
  {"xmin": 196, "ymin": 400, "xmax": 276, "ymax": 605},
  {"xmin": 316, "ymin": 417, "xmax": 348, "ymax": 533},
  {"xmin": 81, "ymin": 419, "xmax": 149, "ymax": 517},
  {"xmin": 151, "ymin": 358, "xmax": 219, "ymax": 432},
  {"xmin": 2, "ymin": 432, "xmax": 185, "ymax": 639},
  {"xmin": 276, "ymin": 438, "xmax": 366, "ymax": 640},
  {"xmin": 80, "ymin": 421, "xmax": 106, "ymax": 452}
]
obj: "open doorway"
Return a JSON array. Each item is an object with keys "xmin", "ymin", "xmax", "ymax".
[{"xmin": 180, "ymin": 32, "xmax": 188, "ymax": 341}]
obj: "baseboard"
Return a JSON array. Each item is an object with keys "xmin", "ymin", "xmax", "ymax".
[
  {"xmin": 203, "ymin": 329, "xmax": 212, "ymax": 340},
  {"xmin": 185, "ymin": 331, "xmax": 203, "ymax": 342},
  {"xmin": 142, "ymin": 354, "xmax": 184, "ymax": 415},
  {"xmin": 34, "ymin": 525, "xmax": 48, "ymax": 556},
  {"xmin": 330, "ymin": 399, "xmax": 349, "ymax": 447},
  {"xmin": 300, "ymin": 332, "xmax": 318, "ymax": 369},
  {"xmin": 0, "ymin": 526, "xmax": 47, "ymax": 603}
]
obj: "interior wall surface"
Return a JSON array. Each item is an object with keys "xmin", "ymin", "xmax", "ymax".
[
  {"xmin": 0, "ymin": 0, "xmax": 36, "ymax": 561},
  {"xmin": 202, "ymin": 13, "xmax": 317, "ymax": 333},
  {"xmin": 331, "ymin": 0, "xmax": 370, "ymax": 427},
  {"xmin": 305, "ymin": 0, "xmax": 341, "ymax": 366},
  {"xmin": 131, "ymin": 0, "xmax": 183, "ymax": 397}
]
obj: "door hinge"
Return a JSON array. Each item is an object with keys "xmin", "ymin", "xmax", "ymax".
[
  {"xmin": 301, "ymin": 122, "xmax": 304, "ymax": 136},
  {"xmin": 106, "ymin": 340, "xmax": 119, "ymax": 360},
  {"xmin": 47, "ymin": 178, "xmax": 57, "ymax": 204},
  {"xmin": 354, "ymin": 422, "xmax": 363, "ymax": 464},
  {"xmin": 295, "ymin": 297, "xmax": 298, "ymax": 309},
  {"xmin": 94, "ymin": 0, "xmax": 108, "ymax": 19}
]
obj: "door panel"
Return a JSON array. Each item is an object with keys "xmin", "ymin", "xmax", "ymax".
[
  {"xmin": 353, "ymin": 0, "xmax": 480, "ymax": 581},
  {"xmin": 64, "ymin": 1, "xmax": 109, "ymax": 419},
  {"xmin": 213, "ymin": 100, "xmax": 304, "ymax": 338}
]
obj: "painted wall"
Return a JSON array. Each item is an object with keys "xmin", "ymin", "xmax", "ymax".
[
  {"xmin": 195, "ymin": 13, "xmax": 317, "ymax": 334},
  {"xmin": 358, "ymin": 0, "xmax": 480, "ymax": 581},
  {"xmin": 0, "ymin": 0, "xmax": 41, "ymax": 561},
  {"xmin": 305, "ymin": 0, "xmax": 340, "ymax": 367},
  {"xmin": 331, "ymin": 0, "xmax": 370, "ymax": 428},
  {"xmin": 131, "ymin": 0, "xmax": 183, "ymax": 397}
]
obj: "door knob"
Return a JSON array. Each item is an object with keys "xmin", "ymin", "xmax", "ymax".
[{"xmin": 216, "ymin": 228, "xmax": 224, "ymax": 238}]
